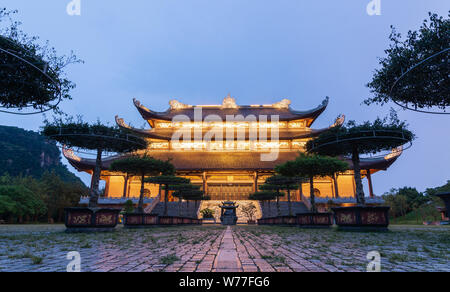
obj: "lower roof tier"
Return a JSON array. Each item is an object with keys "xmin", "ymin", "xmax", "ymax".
[{"xmin": 63, "ymin": 148, "xmax": 403, "ymax": 173}]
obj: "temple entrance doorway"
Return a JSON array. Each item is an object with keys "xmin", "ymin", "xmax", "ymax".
[{"xmin": 207, "ymin": 183, "xmax": 253, "ymax": 201}]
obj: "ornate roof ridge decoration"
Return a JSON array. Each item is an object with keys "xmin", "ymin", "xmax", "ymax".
[
  {"xmin": 293, "ymin": 114, "xmax": 345, "ymax": 139},
  {"xmin": 170, "ymin": 100, "xmax": 192, "ymax": 110},
  {"xmin": 221, "ymin": 94, "xmax": 238, "ymax": 109},
  {"xmin": 332, "ymin": 114, "xmax": 345, "ymax": 127},
  {"xmin": 272, "ymin": 99, "xmax": 291, "ymax": 109}
]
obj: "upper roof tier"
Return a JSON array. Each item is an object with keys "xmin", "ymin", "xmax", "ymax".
[{"xmin": 134, "ymin": 95, "xmax": 330, "ymax": 127}]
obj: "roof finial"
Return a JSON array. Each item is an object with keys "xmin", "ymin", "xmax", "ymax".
[{"xmin": 222, "ymin": 94, "xmax": 238, "ymax": 109}]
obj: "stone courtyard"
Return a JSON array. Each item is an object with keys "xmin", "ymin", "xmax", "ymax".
[{"xmin": 0, "ymin": 224, "xmax": 448, "ymax": 272}]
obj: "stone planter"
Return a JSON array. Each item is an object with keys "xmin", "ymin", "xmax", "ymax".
[
  {"xmin": 123, "ymin": 213, "xmax": 158, "ymax": 228},
  {"xmin": 65, "ymin": 208, "xmax": 120, "ymax": 232},
  {"xmin": 247, "ymin": 220, "xmax": 256, "ymax": 225},
  {"xmin": 158, "ymin": 216, "xmax": 176, "ymax": 225},
  {"xmin": 332, "ymin": 206, "xmax": 390, "ymax": 230},
  {"xmin": 296, "ymin": 213, "xmax": 333, "ymax": 228}
]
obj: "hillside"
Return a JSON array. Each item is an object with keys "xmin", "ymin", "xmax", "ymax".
[{"xmin": 0, "ymin": 125, "xmax": 84, "ymax": 184}]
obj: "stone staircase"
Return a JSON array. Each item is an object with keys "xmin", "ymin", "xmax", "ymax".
[
  {"xmin": 199, "ymin": 200, "xmax": 262, "ymax": 223},
  {"xmin": 259, "ymin": 201, "xmax": 310, "ymax": 218},
  {"xmin": 150, "ymin": 202, "xmax": 200, "ymax": 218}
]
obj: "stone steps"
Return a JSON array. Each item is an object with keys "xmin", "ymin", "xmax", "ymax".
[
  {"xmin": 150, "ymin": 202, "xmax": 200, "ymax": 218},
  {"xmin": 259, "ymin": 201, "xmax": 310, "ymax": 218}
]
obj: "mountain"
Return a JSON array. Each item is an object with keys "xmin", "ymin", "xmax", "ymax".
[{"xmin": 0, "ymin": 125, "xmax": 84, "ymax": 184}]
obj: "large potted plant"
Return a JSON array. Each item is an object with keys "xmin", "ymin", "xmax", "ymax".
[
  {"xmin": 43, "ymin": 118, "xmax": 147, "ymax": 232},
  {"xmin": 307, "ymin": 113, "xmax": 414, "ymax": 230},
  {"xmin": 110, "ymin": 155, "xmax": 174, "ymax": 228},
  {"xmin": 276, "ymin": 153, "xmax": 348, "ymax": 228}
]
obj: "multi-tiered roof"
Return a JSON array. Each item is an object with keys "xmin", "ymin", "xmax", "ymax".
[{"xmin": 63, "ymin": 96, "xmax": 402, "ymax": 173}]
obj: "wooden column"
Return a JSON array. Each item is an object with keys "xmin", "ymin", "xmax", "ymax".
[
  {"xmin": 202, "ymin": 172, "xmax": 208, "ymax": 195},
  {"xmin": 366, "ymin": 170, "xmax": 374, "ymax": 198}
]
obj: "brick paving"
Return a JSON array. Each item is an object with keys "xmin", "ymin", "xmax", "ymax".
[{"xmin": 0, "ymin": 224, "xmax": 448, "ymax": 272}]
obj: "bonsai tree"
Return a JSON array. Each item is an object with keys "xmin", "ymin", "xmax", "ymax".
[
  {"xmin": 123, "ymin": 199, "xmax": 134, "ymax": 214},
  {"xmin": 170, "ymin": 183, "xmax": 201, "ymax": 216},
  {"xmin": 110, "ymin": 155, "xmax": 174, "ymax": 213},
  {"xmin": 42, "ymin": 118, "xmax": 147, "ymax": 208},
  {"xmin": 307, "ymin": 113, "xmax": 414, "ymax": 205},
  {"xmin": 276, "ymin": 153, "xmax": 349, "ymax": 212},
  {"xmin": 264, "ymin": 175, "xmax": 299, "ymax": 216},
  {"xmin": 200, "ymin": 208, "xmax": 215, "ymax": 219},
  {"xmin": 366, "ymin": 12, "xmax": 450, "ymax": 113},
  {"xmin": 0, "ymin": 8, "xmax": 82, "ymax": 114},
  {"xmin": 145, "ymin": 175, "xmax": 190, "ymax": 216},
  {"xmin": 240, "ymin": 202, "xmax": 257, "ymax": 222},
  {"xmin": 259, "ymin": 184, "xmax": 285, "ymax": 216},
  {"xmin": 249, "ymin": 191, "xmax": 277, "ymax": 217}
]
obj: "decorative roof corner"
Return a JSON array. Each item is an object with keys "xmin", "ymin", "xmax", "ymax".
[
  {"xmin": 62, "ymin": 146, "xmax": 82, "ymax": 162},
  {"xmin": 332, "ymin": 114, "xmax": 345, "ymax": 128},
  {"xmin": 115, "ymin": 115, "xmax": 132, "ymax": 130},
  {"xmin": 221, "ymin": 94, "xmax": 238, "ymax": 109},
  {"xmin": 272, "ymin": 99, "xmax": 291, "ymax": 109},
  {"xmin": 384, "ymin": 146, "xmax": 403, "ymax": 160}
]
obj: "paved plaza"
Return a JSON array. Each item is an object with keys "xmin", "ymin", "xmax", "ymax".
[{"xmin": 0, "ymin": 224, "xmax": 448, "ymax": 272}]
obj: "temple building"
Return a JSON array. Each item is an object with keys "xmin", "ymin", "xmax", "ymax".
[{"xmin": 64, "ymin": 95, "xmax": 402, "ymax": 210}]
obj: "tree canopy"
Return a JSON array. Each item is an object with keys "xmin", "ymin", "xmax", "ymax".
[
  {"xmin": 42, "ymin": 117, "xmax": 147, "ymax": 153},
  {"xmin": 0, "ymin": 8, "xmax": 81, "ymax": 114},
  {"xmin": 365, "ymin": 12, "xmax": 450, "ymax": 113},
  {"xmin": 306, "ymin": 111, "xmax": 415, "ymax": 157}
]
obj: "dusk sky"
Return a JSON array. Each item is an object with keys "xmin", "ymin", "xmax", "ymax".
[{"xmin": 0, "ymin": 0, "xmax": 449, "ymax": 195}]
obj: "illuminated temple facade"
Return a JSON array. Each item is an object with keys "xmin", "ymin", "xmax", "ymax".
[{"xmin": 64, "ymin": 95, "xmax": 402, "ymax": 206}]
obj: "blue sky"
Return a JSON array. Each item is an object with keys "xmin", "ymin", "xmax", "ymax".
[{"xmin": 1, "ymin": 0, "xmax": 449, "ymax": 195}]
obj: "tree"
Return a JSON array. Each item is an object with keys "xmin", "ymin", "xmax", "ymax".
[
  {"xmin": 307, "ymin": 113, "xmax": 414, "ymax": 205},
  {"xmin": 43, "ymin": 117, "xmax": 147, "ymax": 208},
  {"xmin": 169, "ymin": 183, "xmax": 200, "ymax": 216},
  {"xmin": 0, "ymin": 8, "xmax": 82, "ymax": 114},
  {"xmin": 264, "ymin": 175, "xmax": 299, "ymax": 216},
  {"xmin": 249, "ymin": 191, "xmax": 277, "ymax": 217},
  {"xmin": 365, "ymin": 12, "xmax": 450, "ymax": 113},
  {"xmin": 0, "ymin": 185, "xmax": 46, "ymax": 223},
  {"xmin": 276, "ymin": 153, "xmax": 348, "ymax": 212},
  {"xmin": 259, "ymin": 184, "xmax": 285, "ymax": 216},
  {"xmin": 145, "ymin": 176, "xmax": 191, "ymax": 216},
  {"xmin": 110, "ymin": 156, "xmax": 174, "ymax": 213}
]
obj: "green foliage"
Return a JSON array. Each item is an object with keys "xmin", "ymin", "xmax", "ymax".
[
  {"xmin": 200, "ymin": 208, "xmax": 214, "ymax": 218},
  {"xmin": 42, "ymin": 117, "xmax": 147, "ymax": 153},
  {"xmin": 123, "ymin": 200, "xmax": 134, "ymax": 214},
  {"xmin": 366, "ymin": 12, "xmax": 450, "ymax": 111},
  {"xmin": 264, "ymin": 175, "xmax": 299, "ymax": 189},
  {"xmin": 249, "ymin": 191, "xmax": 277, "ymax": 201},
  {"xmin": 307, "ymin": 111, "xmax": 415, "ymax": 156},
  {"xmin": 0, "ymin": 8, "xmax": 82, "ymax": 112},
  {"xmin": 0, "ymin": 125, "xmax": 83, "ymax": 183},
  {"xmin": 0, "ymin": 172, "xmax": 87, "ymax": 222},
  {"xmin": 110, "ymin": 155, "xmax": 174, "ymax": 177},
  {"xmin": 276, "ymin": 153, "xmax": 348, "ymax": 179},
  {"xmin": 0, "ymin": 185, "xmax": 46, "ymax": 220}
]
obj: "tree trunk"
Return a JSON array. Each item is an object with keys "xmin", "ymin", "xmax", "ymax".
[
  {"xmin": 333, "ymin": 174, "xmax": 340, "ymax": 198},
  {"xmin": 352, "ymin": 146, "xmax": 366, "ymax": 205},
  {"xmin": 287, "ymin": 188, "xmax": 292, "ymax": 216},
  {"xmin": 137, "ymin": 174, "xmax": 145, "ymax": 213},
  {"xmin": 309, "ymin": 177, "xmax": 317, "ymax": 213},
  {"xmin": 276, "ymin": 191, "xmax": 280, "ymax": 216},
  {"xmin": 268, "ymin": 200, "xmax": 272, "ymax": 217},
  {"xmin": 179, "ymin": 197, "xmax": 182, "ymax": 217},
  {"xmin": 123, "ymin": 174, "xmax": 129, "ymax": 198},
  {"xmin": 164, "ymin": 184, "xmax": 169, "ymax": 216},
  {"xmin": 89, "ymin": 148, "xmax": 103, "ymax": 208}
]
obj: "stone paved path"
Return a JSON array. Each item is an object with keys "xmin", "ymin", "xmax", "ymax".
[
  {"xmin": 213, "ymin": 227, "xmax": 242, "ymax": 272},
  {"xmin": 0, "ymin": 224, "xmax": 448, "ymax": 272}
]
